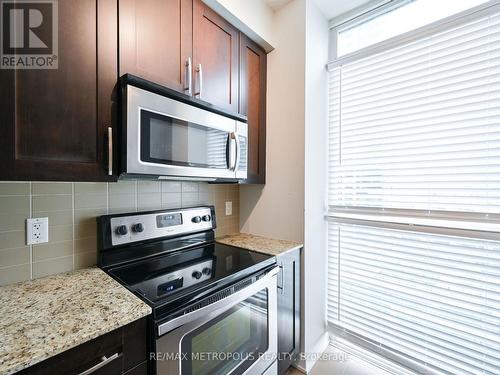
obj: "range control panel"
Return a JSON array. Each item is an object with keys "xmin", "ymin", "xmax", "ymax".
[
  {"xmin": 155, "ymin": 259, "xmax": 214, "ymax": 298},
  {"xmin": 109, "ymin": 207, "xmax": 214, "ymax": 246}
]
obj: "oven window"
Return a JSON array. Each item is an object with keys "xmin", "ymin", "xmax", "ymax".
[
  {"xmin": 181, "ymin": 289, "xmax": 269, "ymax": 375},
  {"xmin": 140, "ymin": 109, "xmax": 229, "ymax": 169}
]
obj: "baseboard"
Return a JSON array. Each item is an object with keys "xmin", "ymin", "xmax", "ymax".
[{"xmin": 301, "ymin": 331, "xmax": 330, "ymax": 373}]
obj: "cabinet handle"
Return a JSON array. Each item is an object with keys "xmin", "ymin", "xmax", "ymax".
[
  {"xmin": 194, "ymin": 63, "xmax": 203, "ymax": 98},
  {"xmin": 78, "ymin": 353, "xmax": 120, "ymax": 375},
  {"xmin": 277, "ymin": 264, "xmax": 284, "ymax": 294},
  {"xmin": 107, "ymin": 127, "xmax": 113, "ymax": 176},
  {"xmin": 184, "ymin": 57, "xmax": 192, "ymax": 96}
]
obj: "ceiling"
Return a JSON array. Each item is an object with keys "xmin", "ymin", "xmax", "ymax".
[
  {"xmin": 264, "ymin": 0, "xmax": 372, "ymax": 20},
  {"xmin": 264, "ymin": 0, "xmax": 293, "ymax": 12}
]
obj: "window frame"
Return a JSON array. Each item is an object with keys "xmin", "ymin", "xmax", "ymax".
[
  {"xmin": 328, "ymin": 0, "xmax": 500, "ymax": 67},
  {"xmin": 326, "ymin": 2, "xmax": 500, "ymax": 374}
]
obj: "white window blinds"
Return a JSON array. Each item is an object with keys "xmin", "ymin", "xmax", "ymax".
[
  {"xmin": 329, "ymin": 10, "xmax": 500, "ymax": 214},
  {"xmin": 328, "ymin": 223, "xmax": 500, "ymax": 375},
  {"xmin": 327, "ymin": 5, "xmax": 500, "ymax": 375}
]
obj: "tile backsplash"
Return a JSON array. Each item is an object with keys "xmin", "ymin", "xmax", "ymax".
[{"xmin": 0, "ymin": 181, "xmax": 240, "ymax": 286}]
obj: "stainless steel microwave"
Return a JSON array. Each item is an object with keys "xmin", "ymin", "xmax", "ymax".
[{"xmin": 120, "ymin": 75, "xmax": 248, "ymax": 181}]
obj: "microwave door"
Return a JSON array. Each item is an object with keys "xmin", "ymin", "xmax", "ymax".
[{"xmin": 125, "ymin": 85, "xmax": 237, "ymax": 180}]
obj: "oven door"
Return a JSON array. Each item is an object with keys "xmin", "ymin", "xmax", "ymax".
[
  {"xmin": 155, "ymin": 268, "xmax": 278, "ymax": 375},
  {"xmin": 125, "ymin": 85, "xmax": 241, "ymax": 180}
]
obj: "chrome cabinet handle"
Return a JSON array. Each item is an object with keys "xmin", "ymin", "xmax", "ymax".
[
  {"xmin": 184, "ymin": 57, "xmax": 192, "ymax": 95},
  {"xmin": 277, "ymin": 264, "xmax": 284, "ymax": 294},
  {"xmin": 107, "ymin": 127, "xmax": 113, "ymax": 176},
  {"xmin": 78, "ymin": 353, "xmax": 120, "ymax": 375},
  {"xmin": 194, "ymin": 63, "xmax": 203, "ymax": 98}
]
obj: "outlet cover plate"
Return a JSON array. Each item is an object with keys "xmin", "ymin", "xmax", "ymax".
[
  {"xmin": 27, "ymin": 217, "xmax": 49, "ymax": 245},
  {"xmin": 225, "ymin": 201, "xmax": 233, "ymax": 216}
]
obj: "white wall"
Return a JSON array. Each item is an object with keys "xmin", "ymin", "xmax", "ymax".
[
  {"xmin": 239, "ymin": 0, "xmax": 306, "ymax": 244},
  {"xmin": 303, "ymin": 0, "xmax": 330, "ymax": 371},
  {"xmin": 203, "ymin": 0, "xmax": 276, "ymax": 51}
]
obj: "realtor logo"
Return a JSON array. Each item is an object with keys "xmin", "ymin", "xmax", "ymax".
[{"xmin": 1, "ymin": 0, "xmax": 58, "ymax": 69}]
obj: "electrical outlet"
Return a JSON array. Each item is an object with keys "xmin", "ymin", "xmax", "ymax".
[
  {"xmin": 26, "ymin": 217, "xmax": 49, "ymax": 245},
  {"xmin": 225, "ymin": 201, "xmax": 233, "ymax": 216}
]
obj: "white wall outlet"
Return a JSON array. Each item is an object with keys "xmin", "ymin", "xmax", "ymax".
[
  {"xmin": 26, "ymin": 217, "xmax": 49, "ymax": 245},
  {"xmin": 225, "ymin": 201, "xmax": 233, "ymax": 216}
]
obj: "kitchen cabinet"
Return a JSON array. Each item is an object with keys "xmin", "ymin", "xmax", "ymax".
[
  {"xmin": 0, "ymin": 0, "xmax": 117, "ymax": 181},
  {"xmin": 193, "ymin": 0, "xmax": 239, "ymax": 112},
  {"xmin": 119, "ymin": 0, "xmax": 192, "ymax": 92},
  {"xmin": 18, "ymin": 317, "xmax": 147, "ymax": 375},
  {"xmin": 239, "ymin": 35, "xmax": 267, "ymax": 184},
  {"xmin": 120, "ymin": 0, "xmax": 239, "ymax": 113},
  {"xmin": 277, "ymin": 248, "xmax": 302, "ymax": 375}
]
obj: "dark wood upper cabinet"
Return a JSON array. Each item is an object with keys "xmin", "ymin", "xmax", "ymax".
[
  {"xmin": 119, "ymin": 0, "xmax": 192, "ymax": 92},
  {"xmin": 239, "ymin": 35, "xmax": 267, "ymax": 184},
  {"xmin": 193, "ymin": 0, "xmax": 239, "ymax": 112},
  {"xmin": 0, "ymin": 0, "xmax": 117, "ymax": 181}
]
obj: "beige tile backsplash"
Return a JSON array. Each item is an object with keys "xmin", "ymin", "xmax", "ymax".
[{"xmin": 0, "ymin": 181, "xmax": 240, "ymax": 286}]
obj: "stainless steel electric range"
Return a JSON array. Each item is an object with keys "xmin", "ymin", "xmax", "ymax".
[{"xmin": 97, "ymin": 206, "xmax": 279, "ymax": 375}]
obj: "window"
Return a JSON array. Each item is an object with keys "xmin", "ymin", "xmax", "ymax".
[
  {"xmin": 327, "ymin": 2, "xmax": 500, "ymax": 375},
  {"xmin": 336, "ymin": 0, "xmax": 489, "ymax": 57}
]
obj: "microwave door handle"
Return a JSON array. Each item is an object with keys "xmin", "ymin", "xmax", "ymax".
[
  {"xmin": 234, "ymin": 133, "xmax": 240, "ymax": 172},
  {"xmin": 228, "ymin": 132, "xmax": 237, "ymax": 171},
  {"xmin": 226, "ymin": 133, "xmax": 232, "ymax": 169}
]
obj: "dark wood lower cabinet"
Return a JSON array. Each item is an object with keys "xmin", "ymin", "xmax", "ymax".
[
  {"xmin": 18, "ymin": 318, "xmax": 147, "ymax": 375},
  {"xmin": 277, "ymin": 248, "xmax": 302, "ymax": 375}
]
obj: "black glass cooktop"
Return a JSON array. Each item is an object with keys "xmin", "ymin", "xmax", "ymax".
[{"xmin": 108, "ymin": 242, "xmax": 275, "ymax": 308}]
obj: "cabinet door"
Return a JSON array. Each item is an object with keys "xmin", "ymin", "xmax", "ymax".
[
  {"xmin": 239, "ymin": 35, "xmax": 267, "ymax": 184},
  {"xmin": 0, "ymin": 0, "xmax": 117, "ymax": 181},
  {"xmin": 193, "ymin": 0, "xmax": 239, "ymax": 112},
  {"xmin": 119, "ymin": 0, "xmax": 192, "ymax": 92},
  {"xmin": 277, "ymin": 248, "xmax": 301, "ymax": 375}
]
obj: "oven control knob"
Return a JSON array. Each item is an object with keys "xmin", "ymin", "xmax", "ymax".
[
  {"xmin": 192, "ymin": 216, "xmax": 202, "ymax": 224},
  {"xmin": 116, "ymin": 225, "xmax": 128, "ymax": 236},
  {"xmin": 202, "ymin": 215, "xmax": 211, "ymax": 222},
  {"xmin": 132, "ymin": 223, "xmax": 144, "ymax": 233},
  {"xmin": 202, "ymin": 267, "xmax": 211, "ymax": 275},
  {"xmin": 192, "ymin": 271, "xmax": 202, "ymax": 279}
]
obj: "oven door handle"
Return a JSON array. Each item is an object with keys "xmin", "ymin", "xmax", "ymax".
[{"xmin": 157, "ymin": 266, "xmax": 279, "ymax": 336}]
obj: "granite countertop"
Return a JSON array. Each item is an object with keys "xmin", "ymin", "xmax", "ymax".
[
  {"xmin": 217, "ymin": 233, "xmax": 302, "ymax": 256},
  {"xmin": 0, "ymin": 267, "xmax": 151, "ymax": 375}
]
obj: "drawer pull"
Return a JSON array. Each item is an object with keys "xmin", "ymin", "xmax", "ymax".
[{"xmin": 78, "ymin": 352, "xmax": 120, "ymax": 375}]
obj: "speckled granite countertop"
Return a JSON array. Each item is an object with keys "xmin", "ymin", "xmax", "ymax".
[
  {"xmin": 217, "ymin": 233, "xmax": 302, "ymax": 256},
  {"xmin": 0, "ymin": 267, "xmax": 151, "ymax": 375}
]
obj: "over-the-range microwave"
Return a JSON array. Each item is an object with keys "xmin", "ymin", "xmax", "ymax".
[{"xmin": 119, "ymin": 74, "xmax": 247, "ymax": 181}]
